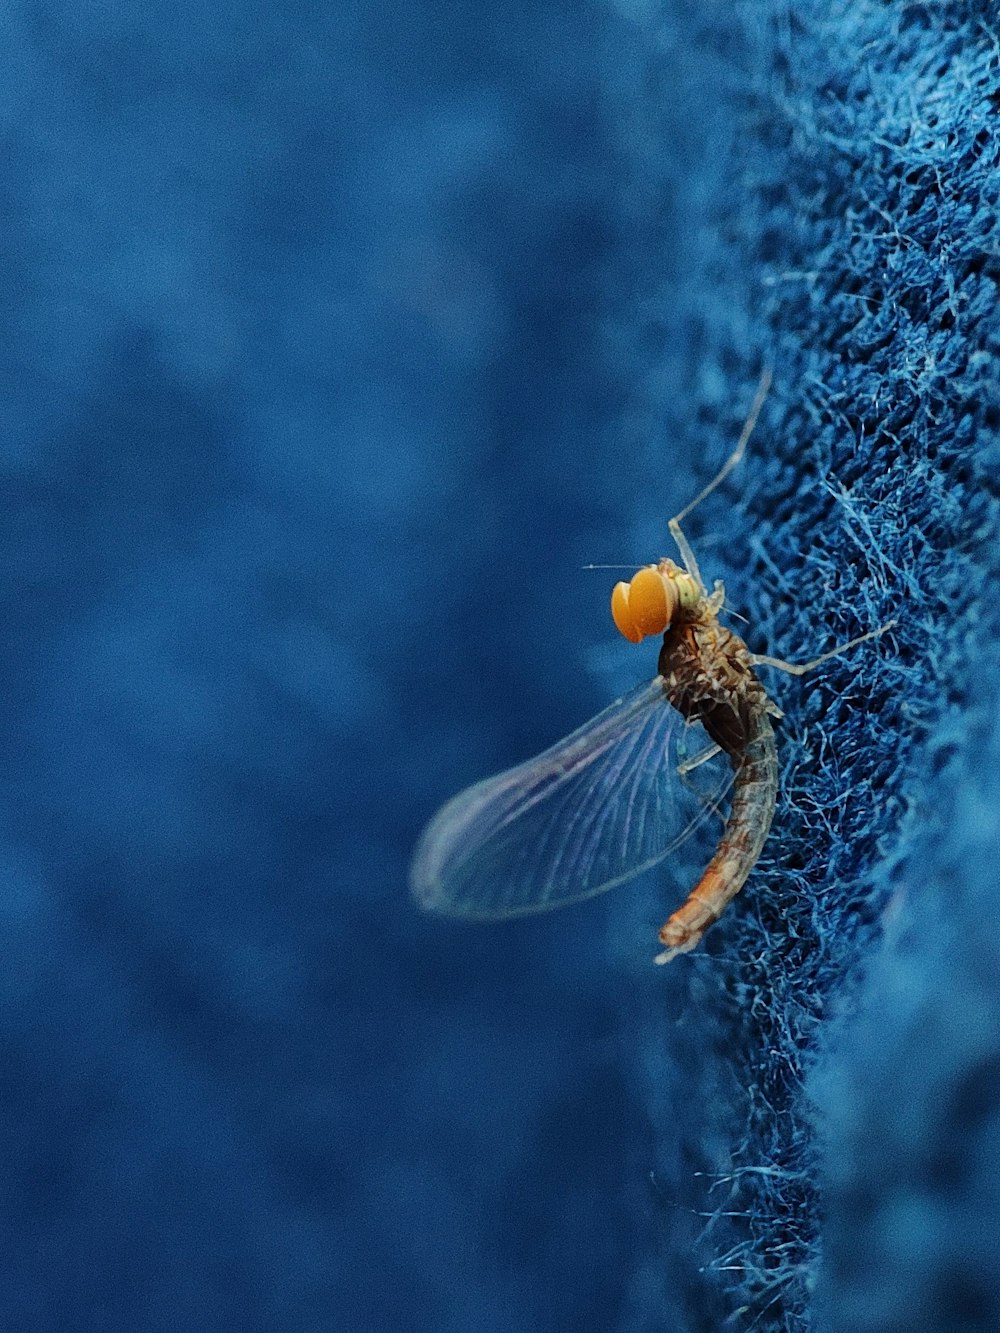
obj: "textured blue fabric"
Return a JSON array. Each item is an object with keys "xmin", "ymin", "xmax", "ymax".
[
  {"xmin": 608, "ymin": 4, "xmax": 1000, "ymax": 1330},
  {"xmin": 1, "ymin": 2, "xmax": 998, "ymax": 1332}
]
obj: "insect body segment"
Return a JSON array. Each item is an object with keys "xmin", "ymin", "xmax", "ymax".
[{"xmin": 651, "ymin": 617, "xmax": 779, "ymax": 963}]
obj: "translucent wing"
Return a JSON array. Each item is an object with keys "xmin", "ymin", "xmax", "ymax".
[{"xmin": 410, "ymin": 676, "xmax": 734, "ymax": 920}]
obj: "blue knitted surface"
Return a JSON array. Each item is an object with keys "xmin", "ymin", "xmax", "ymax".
[
  {"xmin": 1, "ymin": 2, "xmax": 998, "ymax": 1331},
  {"xmin": 607, "ymin": 5, "xmax": 1000, "ymax": 1330}
]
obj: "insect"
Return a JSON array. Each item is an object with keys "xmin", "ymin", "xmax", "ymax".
[{"xmin": 410, "ymin": 371, "xmax": 894, "ymax": 963}]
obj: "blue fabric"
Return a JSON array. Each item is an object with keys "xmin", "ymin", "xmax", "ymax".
[
  {"xmin": 1, "ymin": 2, "xmax": 998, "ymax": 1331},
  {"xmin": 610, "ymin": 5, "xmax": 1000, "ymax": 1330}
]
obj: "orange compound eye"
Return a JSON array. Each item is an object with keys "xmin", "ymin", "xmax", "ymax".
[
  {"xmin": 627, "ymin": 567, "xmax": 677, "ymax": 637},
  {"xmin": 611, "ymin": 567, "xmax": 679, "ymax": 644},
  {"xmin": 611, "ymin": 581, "xmax": 642, "ymax": 643}
]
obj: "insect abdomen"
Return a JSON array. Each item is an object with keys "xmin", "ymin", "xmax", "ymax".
[{"xmin": 655, "ymin": 709, "xmax": 778, "ymax": 964}]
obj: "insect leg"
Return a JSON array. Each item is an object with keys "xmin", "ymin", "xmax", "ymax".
[
  {"xmin": 676, "ymin": 742, "xmax": 723, "ymax": 776},
  {"xmin": 750, "ymin": 619, "xmax": 897, "ymax": 676},
  {"xmin": 668, "ymin": 366, "xmax": 772, "ymax": 589}
]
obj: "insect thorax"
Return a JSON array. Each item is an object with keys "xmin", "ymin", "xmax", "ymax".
[{"xmin": 657, "ymin": 618, "xmax": 766, "ymax": 757}]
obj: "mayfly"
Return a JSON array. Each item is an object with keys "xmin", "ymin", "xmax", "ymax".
[{"xmin": 410, "ymin": 371, "xmax": 894, "ymax": 963}]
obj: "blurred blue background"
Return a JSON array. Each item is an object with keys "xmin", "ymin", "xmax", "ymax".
[
  {"xmin": 2, "ymin": 2, "xmax": 999, "ymax": 1331},
  {"xmin": 1, "ymin": 2, "xmax": 703, "ymax": 1328}
]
